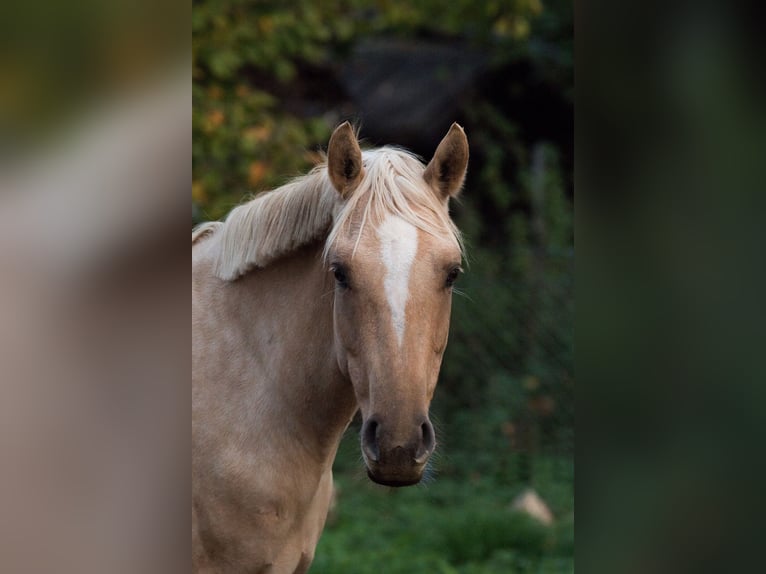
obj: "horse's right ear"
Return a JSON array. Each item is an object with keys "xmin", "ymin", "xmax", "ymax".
[
  {"xmin": 327, "ymin": 122, "xmax": 364, "ymax": 199},
  {"xmin": 424, "ymin": 123, "xmax": 469, "ymax": 200}
]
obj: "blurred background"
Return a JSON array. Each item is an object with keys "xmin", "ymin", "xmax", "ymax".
[{"xmin": 193, "ymin": 1, "xmax": 573, "ymax": 572}]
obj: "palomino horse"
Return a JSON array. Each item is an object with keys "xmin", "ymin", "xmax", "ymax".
[{"xmin": 192, "ymin": 122, "xmax": 469, "ymax": 573}]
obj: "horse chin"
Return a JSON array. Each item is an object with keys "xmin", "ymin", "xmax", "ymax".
[{"xmin": 366, "ymin": 469, "xmax": 422, "ymax": 487}]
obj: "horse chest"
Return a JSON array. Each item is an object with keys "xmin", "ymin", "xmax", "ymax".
[
  {"xmin": 193, "ymin": 447, "xmax": 334, "ymax": 574},
  {"xmin": 270, "ymin": 471, "xmax": 335, "ymax": 573}
]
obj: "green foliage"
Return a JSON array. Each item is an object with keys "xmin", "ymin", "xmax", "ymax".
[
  {"xmin": 437, "ymin": 109, "xmax": 574, "ymax": 475},
  {"xmin": 192, "ymin": 0, "xmax": 552, "ymax": 221},
  {"xmin": 441, "ymin": 508, "xmax": 549, "ymax": 563}
]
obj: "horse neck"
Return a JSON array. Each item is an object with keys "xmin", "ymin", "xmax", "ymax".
[{"xmin": 225, "ymin": 240, "xmax": 357, "ymax": 465}]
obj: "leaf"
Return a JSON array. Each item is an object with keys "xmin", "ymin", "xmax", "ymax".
[
  {"xmin": 209, "ymin": 50, "xmax": 241, "ymax": 79},
  {"xmin": 248, "ymin": 161, "xmax": 269, "ymax": 187}
]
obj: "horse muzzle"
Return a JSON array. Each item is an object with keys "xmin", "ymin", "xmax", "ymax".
[{"xmin": 360, "ymin": 416, "xmax": 436, "ymax": 487}]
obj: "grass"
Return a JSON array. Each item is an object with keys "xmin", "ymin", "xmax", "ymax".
[{"xmin": 310, "ymin": 430, "xmax": 574, "ymax": 574}]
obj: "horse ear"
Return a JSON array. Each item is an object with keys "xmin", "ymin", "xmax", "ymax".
[
  {"xmin": 424, "ymin": 123, "xmax": 469, "ymax": 199},
  {"xmin": 327, "ymin": 122, "xmax": 364, "ymax": 199}
]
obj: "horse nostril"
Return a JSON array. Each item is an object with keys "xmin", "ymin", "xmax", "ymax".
[
  {"xmin": 415, "ymin": 420, "xmax": 436, "ymax": 464},
  {"xmin": 421, "ymin": 421, "xmax": 435, "ymax": 450},
  {"xmin": 361, "ymin": 418, "xmax": 380, "ymax": 462}
]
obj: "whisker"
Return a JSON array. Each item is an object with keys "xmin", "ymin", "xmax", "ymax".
[{"xmin": 452, "ymin": 287, "xmax": 473, "ymax": 302}]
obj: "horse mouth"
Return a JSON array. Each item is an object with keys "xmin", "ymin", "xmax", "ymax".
[{"xmin": 366, "ymin": 468, "xmax": 423, "ymax": 487}]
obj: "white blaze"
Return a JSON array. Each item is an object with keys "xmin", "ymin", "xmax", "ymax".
[{"xmin": 377, "ymin": 215, "xmax": 418, "ymax": 346}]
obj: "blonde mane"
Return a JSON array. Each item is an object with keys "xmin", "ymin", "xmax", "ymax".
[{"xmin": 193, "ymin": 147, "xmax": 463, "ymax": 281}]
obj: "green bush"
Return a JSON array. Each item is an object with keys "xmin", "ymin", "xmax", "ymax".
[
  {"xmin": 441, "ymin": 508, "xmax": 550, "ymax": 563},
  {"xmin": 312, "ymin": 469, "xmax": 572, "ymax": 573}
]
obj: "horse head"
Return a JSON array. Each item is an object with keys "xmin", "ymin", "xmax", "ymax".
[{"xmin": 324, "ymin": 122, "xmax": 468, "ymax": 486}]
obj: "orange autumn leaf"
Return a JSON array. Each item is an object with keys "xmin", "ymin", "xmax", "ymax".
[
  {"xmin": 243, "ymin": 125, "xmax": 272, "ymax": 144},
  {"xmin": 203, "ymin": 109, "xmax": 225, "ymax": 133},
  {"xmin": 248, "ymin": 161, "xmax": 268, "ymax": 187}
]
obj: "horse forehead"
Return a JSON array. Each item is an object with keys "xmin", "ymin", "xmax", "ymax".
[
  {"xmin": 376, "ymin": 215, "xmax": 418, "ymax": 253},
  {"xmin": 368, "ymin": 216, "xmax": 457, "ymax": 266}
]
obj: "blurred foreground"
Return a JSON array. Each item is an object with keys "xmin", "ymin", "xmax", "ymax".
[{"xmin": 0, "ymin": 2, "xmax": 188, "ymax": 572}]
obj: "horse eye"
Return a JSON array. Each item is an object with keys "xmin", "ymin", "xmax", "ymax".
[
  {"xmin": 332, "ymin": 265, "xmax": 349, "ymax": 288},
  {"xmin": 445, "ymin": 266, "xmax": 462, "ymax": 288}
]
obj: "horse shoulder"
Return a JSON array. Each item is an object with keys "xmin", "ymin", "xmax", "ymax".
[{"xmin": 193, "ymin": 434, "xmax": 334, "ymax": 573}]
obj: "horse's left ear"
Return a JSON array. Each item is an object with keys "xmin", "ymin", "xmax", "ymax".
[
  {"xmin": 327, "ymin": 121, "xmax": 364, "ymax": 199},
  {"xmin": 424, "ymin": 123, "xmax": 469, "ymax": 199}
]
